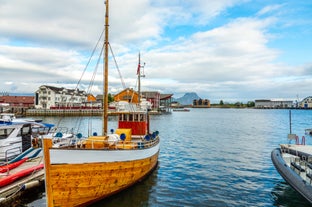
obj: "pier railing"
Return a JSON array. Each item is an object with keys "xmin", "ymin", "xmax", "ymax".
[{"xmin": 26, "ymin": 109, "xmax": 103, "ymax": 116}]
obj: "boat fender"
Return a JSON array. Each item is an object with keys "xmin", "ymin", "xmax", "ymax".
[
  {"xmin": 55, "ymin": 132, "xmax": 63, "ymax": 138},
  {"xmin": 107, "ymin": 134, "xmax": 119, "ymax": 146},
  {"xmin": 92, "ymin": 132, "xmax": 98, "ymax": 136},
  {"xmin": 21, "ymin": 180, "xmax": 40, "ymax": 191},
  {"xmin": 144, "ymin": 135, "xmax": 150, "ymax": 141},
  {"xmin": 120, "ymin": 133, "xmax": 126, "ymax": 141},
  {"xmin": 110, "ymin": 129, "xmax": 114, "ymax": 134},
  {"xmin": 152, "ymin": 132, "xmax": 157, "ymax": 139},
  {"xmin": 76, "ymin": 133, "xmax": 83, "ymax": 138}
]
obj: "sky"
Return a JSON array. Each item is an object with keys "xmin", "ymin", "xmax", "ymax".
[{"xmin": 0, "ymin": 0, "xmax": 311, "ymax": 103}]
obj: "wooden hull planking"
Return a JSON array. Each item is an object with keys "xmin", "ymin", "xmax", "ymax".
[{"xmin": 44, "ymin": 139, "xmax": 159, "ymax": 207}]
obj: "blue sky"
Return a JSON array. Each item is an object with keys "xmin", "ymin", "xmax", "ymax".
[{"xmin": 0, "ymin": 0, "xmax": 311, "ymax": 103}]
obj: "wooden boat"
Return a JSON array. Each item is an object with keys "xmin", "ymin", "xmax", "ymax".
[{"xmin": 42, "ymin": 1, "xmax": 160, "ymax": 206}]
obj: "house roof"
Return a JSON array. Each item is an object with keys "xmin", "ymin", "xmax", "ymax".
[
  {"xmin": 38, "ymin": 85, "xmax": 86, "ymax": 95},
  {"xmin": 117, "ymin": 88, "xmax": 138, "ymax": 95},
  {"xmin": 160, "ymin": 94, "xmax": 173, "ymax": 100},
  {"xmin": 0, "ymin": 96, "xmax": 34, "ymax": 104}
]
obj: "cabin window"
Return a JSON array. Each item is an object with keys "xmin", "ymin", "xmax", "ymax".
[
  {"xmin": 134, "ymin": 114, "xmax": 139, "ymax": 121},
  {"xmin": 140, "ymin": 114, "xmax": 145, "ymax": 121},
  {"xmin": 22, "ymin": 126, "xmax": 31, "ymax": 135},
  {"xmin": 18, "ymin": 125, "xmax": 31, "ymax": 136},
  {"xmin": 129, "ymin": 114, "xmax": 133, "ymax": 122},
  {"xmin": 0, "ymin": 128, "xmax": 14, "ymax": 139},
  {"xmin": 119, "ymin": 114, "xmax": 123, "ymax": 121},
  {"xmin": 123, "ymin": 114, "xmax": 127, "ymax": 121}
]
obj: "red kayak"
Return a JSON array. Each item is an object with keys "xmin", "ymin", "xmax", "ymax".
[
  {"xmin": 0, "ymin": 163, "xmax": 44, "ymax": 187},
  {"xmin": 0, "ymin": 158, "xmax": 28, "ymax": 173}
]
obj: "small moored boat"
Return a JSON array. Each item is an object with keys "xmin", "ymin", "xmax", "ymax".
[
  {"xmin": 271, "ymin": 110, "xmax": 312, "ymax": 204},
  {"xmin": 271, "ymin": 144, "xmax": 312, "ymax": 203},
  {"xmin": 0, "ymin": 121, "xmax": 53, "ymax": 162}
]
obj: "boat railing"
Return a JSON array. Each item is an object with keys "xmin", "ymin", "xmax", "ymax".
[
  {"xmin": 78, "ymin": 135, "xmax": 159, "ymax": 150},
  {"xmin": 4, "ymin": 147, "xmax": 22, "ymax": 162},
  {"xmin": 49, "ymin": 127, "xmax": 74, "ymax": 135},
  {"xmin": 32, "ymin": 127, "xmax": 52, "ymax": 137}
]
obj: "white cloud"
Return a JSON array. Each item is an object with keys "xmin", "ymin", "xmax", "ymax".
[
  {"xmin": 0, "ymin": 0, "xmax": 311, "ymax": 102},
  {"xmin": 257, "ymin": 4, "xmax": 284, "ymax": 16}
]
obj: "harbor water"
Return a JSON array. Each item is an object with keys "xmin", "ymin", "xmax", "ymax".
[{"xmin": 25, "ymin": 108, "xmax": 312, "ymax": 207}]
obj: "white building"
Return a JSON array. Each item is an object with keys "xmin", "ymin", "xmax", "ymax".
[
  {"xmin": 255, "ymin": 99, "xmax": 293, "ymax": 108},
  {"xmin": 35, "ymin": 85, "xmax": 87, "ymax": 109},
  {"xmin": 300, "ymin": 96, "xmax": 312, "ymax": 109}
]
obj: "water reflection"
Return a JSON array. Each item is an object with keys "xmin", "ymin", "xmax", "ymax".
[{"xmin": 271, "ymin": 181, "xmax": 312, "ymax": 207}]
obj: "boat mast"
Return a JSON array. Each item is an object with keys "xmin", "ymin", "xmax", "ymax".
[
  {"xmin": 103, "ymin": 0, "xmax": 109, "ymax": 135},
  {"xmin": 137, "ymin": 53, "xmax": 145, "ymax": 104},
  {"xmin": 138, "ymin": 53, "xmax": 141, "ymax": 103}
]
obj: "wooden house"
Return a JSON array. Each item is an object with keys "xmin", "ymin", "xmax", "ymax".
[{"xmin": 113, "ymin": 88, "xmax": 139, "ymax": 103}]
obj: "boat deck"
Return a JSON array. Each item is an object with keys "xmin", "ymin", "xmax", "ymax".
[
  {"xmin": 279, "ymin": 144, "xmax": 312, "ymax": 183},
  {"xmin": 280, "ymin": 144, "xmax": 312, "ymax": 157},
  {"xmin": 0, "ymin": 157, "xmax": 44, "ymax": 205}
]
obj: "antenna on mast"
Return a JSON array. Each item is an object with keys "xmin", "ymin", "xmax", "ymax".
[{"xmin": 137, "ymin": 52, "xmax": 146, "ymax": 103}]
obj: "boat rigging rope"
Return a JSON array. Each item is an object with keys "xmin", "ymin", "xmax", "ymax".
[
  {"xmin": 109, "ymin": 43, "xmax": 126, "ymax": 89},
  {"xmin": 75, "ymin": 28, "xmax": 105, "ymax": 91},
  {"xmin": 87, "ymin": 44, "xmax": 104, "ymax": 94},
  {"xmin": 51, "ymin": 28, "xmax": 105, "ymax": 129}
]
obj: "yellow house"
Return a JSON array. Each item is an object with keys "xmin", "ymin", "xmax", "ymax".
[{"xmin": 114, "ymin": 88, "xmax": 139, "ymax": 103}]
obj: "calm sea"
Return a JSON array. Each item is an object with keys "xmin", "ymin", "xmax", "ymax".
[{"xmin": 24, "ymin": 108, "xmax": 312, "ymax": 207}]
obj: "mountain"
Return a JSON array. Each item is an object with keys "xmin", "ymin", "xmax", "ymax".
[{"xmin": 174, "ymin": 92, "xmax": 201, "ymax": 105}]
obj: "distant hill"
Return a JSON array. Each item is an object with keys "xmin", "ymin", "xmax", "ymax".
[{"xmin": 174, "ymin": 92, "xmax": 201, "ymax": 105}]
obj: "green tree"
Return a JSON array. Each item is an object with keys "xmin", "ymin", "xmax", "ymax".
[
  {"xmin": 247, "ymin": 101, "xmax": 255, "ymax": 107},
  {"xmin": 108, "ymin": 93, "xmax": 114, "ymax": 103},
  {"xmin": 234, "ymin": 102, "xmax": 241, "ymax": 107},
  {"xmin": 219, "ymin": 100, "xmax": 224, "ymax": 105}
]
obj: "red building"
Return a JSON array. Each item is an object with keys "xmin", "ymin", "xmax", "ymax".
[{"xmin": 0, "ymin": 95, "xmax": 34, "ymax": 107}]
